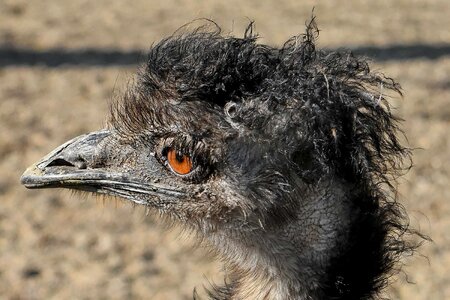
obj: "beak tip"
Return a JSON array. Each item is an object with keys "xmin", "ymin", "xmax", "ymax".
[
  {"xmin": 20, "ymin": 176, "xmax": 33, "ymax": 188},
  {"xmin": 20, "ymin": 164, "xmax": 44, "ymax": 188}
]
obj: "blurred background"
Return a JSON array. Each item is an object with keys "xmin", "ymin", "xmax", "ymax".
[{"xmin": 0, "ymin": 0, "xmax": 449, "ymax": 299}]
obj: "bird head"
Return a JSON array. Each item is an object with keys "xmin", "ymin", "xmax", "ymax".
[{"xmin": 21, "ymin": 21, "xmax": 415, "ymax": 298}]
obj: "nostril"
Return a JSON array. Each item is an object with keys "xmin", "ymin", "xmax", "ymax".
[
  {"xmin": 47, "ymin": 158, "xmax": 75, "ymax": 167},
  {"xmin": 47, "ymin": 158, "xmax": 87, "ymax": 169}
]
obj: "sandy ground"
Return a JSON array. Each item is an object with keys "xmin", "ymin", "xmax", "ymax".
[{"xmin": 0, "ymin": 0, "xmax": 449, "ymax": 299}]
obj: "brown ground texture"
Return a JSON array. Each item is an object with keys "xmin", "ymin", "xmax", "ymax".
[{"xmin": 1, "ymin": 0, "xmax": 449, "ymax": 299}]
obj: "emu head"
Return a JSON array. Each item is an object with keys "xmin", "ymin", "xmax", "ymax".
[{"xmin": 22, "ymin": 23, "xmax": 413, "ymax": 299}]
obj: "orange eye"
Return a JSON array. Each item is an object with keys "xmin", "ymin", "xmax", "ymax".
[{"xmin": 167, "ymin": 148, "xmax": 193, "ymax": 175}]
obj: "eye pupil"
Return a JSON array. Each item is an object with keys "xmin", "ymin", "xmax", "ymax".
[
  {"xmin": 175, "ymin": 153, "xmax": 184, "ymax": 163},
  {"xmin": 167, "ymin": 148, "xmax": 193, "ymax": 175}
]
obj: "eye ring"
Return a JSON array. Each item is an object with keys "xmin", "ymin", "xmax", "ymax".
[{"xmin": 166, "ymin": 148, "xmax": 193, "ymax": 175}]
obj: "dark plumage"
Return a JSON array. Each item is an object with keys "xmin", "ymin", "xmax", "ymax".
[{"xmin": 22, "ymin": 19, "xmax": 420, "ymax": 299}]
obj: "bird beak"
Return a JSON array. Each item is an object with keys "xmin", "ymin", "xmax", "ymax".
[
  {"xmin": 21, "ymin": 130, "xmax": 113, "ymax": 191},
  {"xmin": 21, "ymin": 131, "xmax": 109, "ymax": 189},
  {"xmin": 21, "ymin": 130, "xmax": 186, "ymax": 204}
]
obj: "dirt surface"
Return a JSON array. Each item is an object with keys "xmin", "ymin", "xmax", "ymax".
[{"xmin": 1, "ymin": 1, "xmax": 449, "ymax": 299}]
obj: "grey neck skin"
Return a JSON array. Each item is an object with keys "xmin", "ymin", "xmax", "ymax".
[{"xmin": 202, "ymin": 179, "xmax": 351, "ymax": 300}]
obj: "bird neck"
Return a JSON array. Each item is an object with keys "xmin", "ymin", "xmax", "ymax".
[
  {"xmin": 206, "ymin": 227, "xmax": 328, "ymax": 300},
  {"xmin": 202, "ymin": 180, "xmax": 380, "ymax": 300},
  {"xmin": 228, "ymin": 268, "xmax": 299, "ymax": 300}
]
